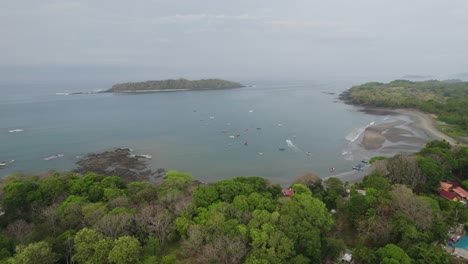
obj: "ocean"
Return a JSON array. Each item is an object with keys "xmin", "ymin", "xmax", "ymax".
[{"xmin": 0, "ymin": 79, "xmax": 405, "ymax": 185}]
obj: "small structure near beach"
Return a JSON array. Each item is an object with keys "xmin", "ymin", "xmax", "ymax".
[{"xmin": 282, "ymin": 188, "xmax": 295, "ymax": 197}]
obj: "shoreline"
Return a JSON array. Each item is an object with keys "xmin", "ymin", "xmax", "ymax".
[
  {"xmin": 326, "ymin": 106, "xmax": 463, "ymax": 185},
  {"xmin": 360, "ymin": 107, "xmax": 459, "ymax": 150}
]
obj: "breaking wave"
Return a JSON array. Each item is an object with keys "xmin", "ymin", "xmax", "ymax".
[{"xmin": 345, "ymin": 121, "xmax": 375, "ymax": 143}]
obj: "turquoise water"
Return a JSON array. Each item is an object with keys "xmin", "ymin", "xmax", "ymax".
[{"xmin": 0, "ymin": 80, "xmax": 400, "ymax": 184}]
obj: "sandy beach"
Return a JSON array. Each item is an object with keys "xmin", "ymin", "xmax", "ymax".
[{"xmin": 361, "ymin": 108, "xmax": 459, "ymax": 151}]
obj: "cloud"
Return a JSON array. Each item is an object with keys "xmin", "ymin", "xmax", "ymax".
[{"xmin": 154, "ymin": 13, "xmax": 264, "ymax": 25}]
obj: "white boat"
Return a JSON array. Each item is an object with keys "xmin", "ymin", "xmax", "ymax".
[
  {"xmin": 44, "ymin": 154, "xmax": 64, "ymax": 161},
  {"xmin": 8, "ymin": 129, "xmax": 24, "ymax": 133}
]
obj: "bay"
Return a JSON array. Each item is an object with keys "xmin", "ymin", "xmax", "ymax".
[{"xmin": 0, "ymin": 79, "xmax": 402, "ymax": 184}]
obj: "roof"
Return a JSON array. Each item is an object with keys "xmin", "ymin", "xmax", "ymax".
[
  {"xmin": 455, "ymin": 236, "xmax": 468, "ymax": 249},
  {"xmin": 357, "ymin": 190, "xmax": 366, "ymax": 196},
  {"xmin": 450, "ymin": 181, "xmax": 461, "ymax": 188},
  {"xmin": 282, "ymin": 189, "xmax": 295, "ymax": 197},
  {"xmin": 440, "ymin": 182, "xmax": 453, "ymax": 190},
  {"xmin": 439, "ymin": 189, "xmax": 458, "ymax": 201},
  {"xmin": 342, "ymin": 253, "xmax": 352, "ymax": 262},
  {"xmin": 454, "ymin": 187, "xmax": 468, "ymax": 198}
]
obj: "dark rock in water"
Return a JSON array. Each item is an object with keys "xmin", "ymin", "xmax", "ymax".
[{"xmin": 74, "ymin": 148, "xmax": 164, "ymax": 183}]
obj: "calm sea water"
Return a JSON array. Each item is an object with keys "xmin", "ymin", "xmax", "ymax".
[{"xmin": 0, "ymin": 79, "xmax": 402, "ymax": 184}]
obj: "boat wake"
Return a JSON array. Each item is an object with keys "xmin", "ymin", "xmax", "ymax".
[
  {"xmin": 345, "ymin": 121, "xmax": 375, "ymax": 143},
  {"xmin": 44, "ymin": 154, "xmax": 64, "ymax": 161},
  {"xmin": 341, "ymin": 151, "xmax": 354, "ymax": 161},
  {"xmin": 286, "ymin": 139, "xmax": 301, "ymax": 152}
]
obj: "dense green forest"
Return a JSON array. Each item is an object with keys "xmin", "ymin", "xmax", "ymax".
[
  {"xmin": 1, "ymin": 140, "xmax": 468, "ymax": 263},
  {"xmin": 345, "ymin": 80, "xmax": 468, "ymax": 136},
  {"xmin": 110, "ymin": 79, "xmax": 243, "ymax": 92}
]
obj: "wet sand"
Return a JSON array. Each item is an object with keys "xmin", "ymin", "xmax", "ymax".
[{"xmin": 361, "ymin": 108, "xmax": 459, "ymax": 151}]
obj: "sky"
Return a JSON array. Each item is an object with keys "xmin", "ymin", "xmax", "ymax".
[{"xmin": 1, "ymin": 0, "xmax": 468, "ymax": 82}]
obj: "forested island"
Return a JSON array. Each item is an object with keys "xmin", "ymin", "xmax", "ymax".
[
  {"xmin": 1, "ymin": 140, "xmax": 468, "ymax": 263},
  {"xmin": 341, "ymin": 80, "xmax": 468, "ymax": 137},
  {"xmin": 109, "ymin": 78, "xmax": 244, "ymax": 93}
]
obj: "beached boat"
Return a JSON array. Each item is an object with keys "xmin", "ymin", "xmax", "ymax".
[
  {"xmin": 352, "ymin": 164, "xmax": 364, "ymax": 170},
  {"xmin": 0, "ymin": 160, "xmax": 15, "ymax": 168},
  {"xmin": 44, "ymin": 154, "xmax": 64, "ymax": 161}
]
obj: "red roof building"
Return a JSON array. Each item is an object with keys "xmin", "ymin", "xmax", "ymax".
[
  {"xmin": 454, "ymin": 187, "xmax": 468, "ymax": 199},
  {"xmin": 282, "ymin": 188, "xmax": 295, "ymax": 197},
  {"xmin": 440, "ymin": 182, "xmax": 453, "ymax": 191},
  {"xmin": 439, "ymin": 189, "xmax": 459, "ymax": 201}
]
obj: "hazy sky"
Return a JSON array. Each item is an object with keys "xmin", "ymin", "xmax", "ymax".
[{"xmin": 1, "ymin": 0, "xmax": 468, "ymax": 81}]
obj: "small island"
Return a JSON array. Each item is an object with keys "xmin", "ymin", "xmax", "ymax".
[{"xmin": 109, "ymin": 78, "xmax": 244, "ymax": 93}]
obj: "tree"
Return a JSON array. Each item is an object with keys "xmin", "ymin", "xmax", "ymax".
[
  {"xmin": 1, "ymin": 175, "xmax": 40, "ymax": 218},
  {"xmin": 135, "ymin": 204, "xmax": 174, "ymax": 246},
  {"xmin": 193, "ymin": 185, "xmax": 219, "ymax": 207},
  {"xmin": 377, "ymin": 244, "xmax": 411, "ymax": 264},
  {"xmin": 321, "ymin": 238, "xmax": 346, "ymax": 261},
  {"xmin": 7, "ymin": 241, "xmax": 58, "ymax": 264},
  {"xmin": 407, "ymin": 242, "xmax": 451, "ymax": 264},
  {"xmin": 323, "ymin": 177, "xmax": 345, "ymax": 209},
  {"xmin": 390, "ymin": 185, "xmax": 433, "ymax": 230},
  {"xmin": 384, "ymin": 154, "xmax": 426, "ymax": 192},
  {"xmin": 353, "ymin": 245, "xmax": 377, "ymax": 264},
  {"xmin": 0, "ymin": 232, "xmax": 14, "ymax": 261},
  {"xmin": 94, "ymin": 212, "xmax": 133, "ymax": 239},
  {"xmin": 73, "ymin": 228, "xmax": 112, "ymax": 264},
  {"xmin": 143, "ymin": 235, "xmax": 160, "ymax": 259},
  {"xmin": 247, "ymin": 223, "xmax": 296, "ymax": 264},
  {"xmin": 108, "ymin": 236, "xmax": 142, "ymax": 264},
  {"xmin": 277, "ymin": 191, "xmax": 333, "ymax": 262}
]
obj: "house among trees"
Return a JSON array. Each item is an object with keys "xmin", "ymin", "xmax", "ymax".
[
  {"xmin": 282, "ymin": 188, "xmax": 295, "ymax": 197},
  {"xmin": 438, "ymin": 182, "xmax": 468, "ymax": 203},
  {"xmin": 439, "ymin": 189, "xmax": 458, "ymax": 202}
]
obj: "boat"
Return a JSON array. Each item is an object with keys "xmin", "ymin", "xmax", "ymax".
[
  {"xmin": 44, "ymin": 154, "xmax": 64, "ymax": 161},
  {"xmin": 8, "ymin": 129, "xmax": 24, "ymax": 133},
  {"xmin": 244, "ymin": 141, "xmax": 248, "ymax": 146},
  {"xmin": 329, "ymin": 167, "xmax": 335, "ymax": 172},
  {"xmin": 279, "ymin": 148, "xmax": 285, "ymax": 151},
  {"xmin": 352, "ymin": 164, "xmax": 364, "ymax": 170},
  {"xmin": 0, "ymin": 160, "xmax": 15, "ymax": 168},
  {"xmin": 136, "ymin": 154, "xmax": 152, "ymax": 159}
]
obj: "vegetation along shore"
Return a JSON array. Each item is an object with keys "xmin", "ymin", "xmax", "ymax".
[
  {"xmin": 1, "ymin": 139, "xmax": 468, "ymax": 263},
  {"xmin": 340, "ymin": 79, "xmax": 468, "ymax": 144}
]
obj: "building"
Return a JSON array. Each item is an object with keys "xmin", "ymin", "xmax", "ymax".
[
  {"xmin": 440, "ymin": 182, "xmax": 453, "ymax": 191},
  {"xmin": 282, "ymin": 188, "xmax": 295, "ymax": 197},
  {"xmin": 453, "ymin": 187, "xmax": 468, "ymax": 200},
  {"xmin": 439, "ymin": 189, "xmax": 458, "ymax": 201}
]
